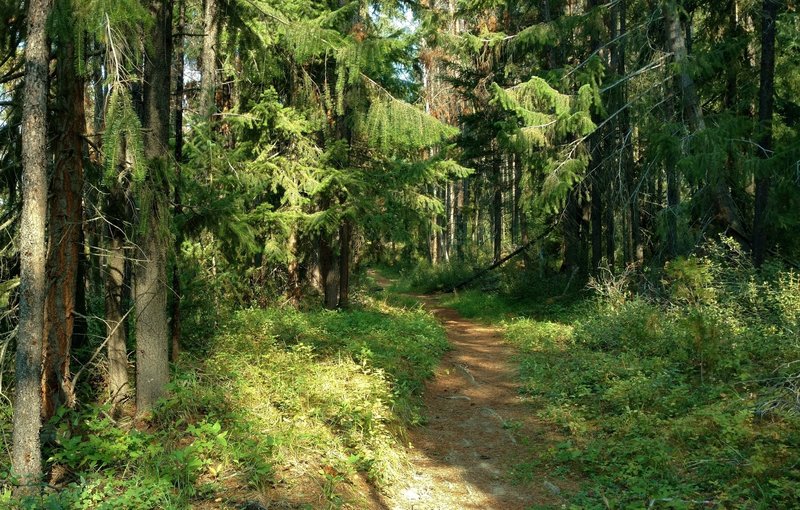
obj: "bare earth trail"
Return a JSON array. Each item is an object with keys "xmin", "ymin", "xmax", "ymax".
[{"xmin": 371, "ymin": 274, "xmax": 571, "ymax": 510}]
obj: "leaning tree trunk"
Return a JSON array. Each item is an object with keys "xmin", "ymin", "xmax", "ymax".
[
  {"xmin": 752, "ymin": 0, "xmax": 778, "ymax": 267},
  {"xmin": 135, "ymin": 0, "xmax": 172, "ymax": 416},
  {"xmin": 42, "ymin": 27, "xmax": 85, "ymax": 421},
  {"xmin": 665, "ymin": 0, "xmax": 745, "ymax": 241},
  {"xmin": 13, "ymin": 0, "xmax": 51, "ymax": 493}
]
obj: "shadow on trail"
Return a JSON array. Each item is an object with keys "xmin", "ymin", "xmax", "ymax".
[{"xmin": 368, "ymin": 269, "xmax": 576, "ymax": 510}]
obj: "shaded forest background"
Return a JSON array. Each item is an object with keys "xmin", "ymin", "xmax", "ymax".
[{"xmin": 1, "ymin": 0, "xmax": 799, "ymax": 507}]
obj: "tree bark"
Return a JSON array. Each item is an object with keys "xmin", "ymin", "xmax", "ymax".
[
  {"xmin": 320, "ymin": 233, "xmax": 339, "ymax": 310},
  {"xmin": 752, "ymin": 0, "xmax": 777, "ymax": 267},
  {"xmin": 338, "ymin": 220, "xmax": 352, "ymax": 308},
  {"xmin": 199, "ymin": 0, "xmax": 220, "ymax": 118},
  {"xmin": 135, "ymin": 0, "xmax": 173, "ymax": 416},
  {"xmin": 512, "ymin": 155, "xmax": 522, "ymax": 246},
  {"xmin": 13, "ymin": 0, "xmax": 51, "ymax": 492},
  {"xmin": 171, "ymin": 0, "xmax": 186, "ymax": 361},
  {"xmin": 105, "ymin": 182, "xmax": 129, "ymax": 408},
  {"xmin": 42, "ymin": 30, "xmax": 85, "ymax": 420}
]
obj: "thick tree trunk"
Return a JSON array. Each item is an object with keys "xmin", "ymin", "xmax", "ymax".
[
  {"xmin": 42, "ymin": 34, "xmax": 85, "ymax": 420},
  {"xmin": 13, "ymin": 0, "xmax": 51, "ymax": 492},
  {"xmin": 752, "ymin": 0, "xmax": 777, "ymax": 267},
  {"xmin": 135, "ymin": 0, "xmax": 172, "ymax": 416}
]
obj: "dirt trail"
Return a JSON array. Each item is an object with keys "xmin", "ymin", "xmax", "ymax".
[{"xmin": 374, "ymin": 276, "xmax": 568, "ymax": 510}]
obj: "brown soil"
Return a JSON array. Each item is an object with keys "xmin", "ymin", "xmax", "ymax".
[{"xmin": 375, "ymin": 278, "xmax": 574, "ymax": 510}]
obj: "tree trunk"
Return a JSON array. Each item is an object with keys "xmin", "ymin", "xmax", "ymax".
[
  {"xmin": 338, "ymin": 220, "xmax": 352, "ymax": 308},
  {"xmin": 590, "ymin": 164, "xmax": 603, "ymax": 270},
  {"xmin": 135, "ymin": 0, "xmax": 172, "ymax": 416},
  {"xmin": 493, "ymin": 185, "xmax": 502, "ymax": 263},
  {"xmin": 171, "ymin": 0, "xmax": 186, "ymax": 361},
  {"xmin": 287, "ymin": 229, "xmax": 302, "ymax": 305},
  {"xmin": 562, "ymin": 187, "xmax": 584, "ymax": 272},
  {"xmin": 13, "ymin": 0, "xmax": 51, "ymax": 492},
  {"xmin": 42, "ymin": 31, "xmax": 85, "ymax": 420},
  {"xmin": 320, "ymin": 233, "xmax": 339, "ymax": 310},
  {"xmin": 512, "ymin": 155, "xmax": 522, "ymax": 246},
  {"xmin": 199, "ymin": 0, "xmax": 220, "ymax": 118},
  {"xmin": 105, "ymin": 183, "xmax": 129, "ymax": 408},
  {"xmin": 457, "ymin": 179, "xmax": 468, "ymax": 259},
  {"xmin": 752, "ymin": 0, "xmax": 777, "ymax": 267}
]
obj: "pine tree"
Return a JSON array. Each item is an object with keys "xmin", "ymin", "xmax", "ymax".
[{"xmin": 13, "ymin": 0, "xmax": 51, "ymax": 493}]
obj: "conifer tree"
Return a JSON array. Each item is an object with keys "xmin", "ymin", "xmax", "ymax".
[{"xmin": 13, "ymin": 0, "xmax": 51, "ymax": 492}]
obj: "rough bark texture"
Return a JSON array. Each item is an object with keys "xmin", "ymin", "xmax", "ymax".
[
  {"xmin": 42, "ymin": 33, "xmax": 85, "ymax": 421},
  {"xmin": 13, "ymin": 0, "xmax": 51, "ymax": 492},
  {"xmin": 135, "ymin": 0, "xmax": 172, "ymax": 415},
  {"xmin": 752, "ymin": 0, "xmax": 777, "ymax": 267}
]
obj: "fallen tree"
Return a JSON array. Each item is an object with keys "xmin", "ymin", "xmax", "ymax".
[{"xmin": 447, "ymin": 225, "xmax": 556, "ymax": 293}]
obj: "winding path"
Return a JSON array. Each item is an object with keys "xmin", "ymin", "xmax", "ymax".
[{"xmin": 374, "ymin": 276, "xmax": 570, "ymax": 510}]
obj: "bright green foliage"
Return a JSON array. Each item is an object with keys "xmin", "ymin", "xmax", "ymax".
[
  {"xmin": 102, "ymin": 88, "xmax": 146, "ymax": 184},
  {"xmin": 362, "ymin": 88, "xmax": 459, "ymax": 152}
]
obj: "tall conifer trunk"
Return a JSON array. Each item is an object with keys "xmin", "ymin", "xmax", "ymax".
[
  {"xmin": 338, "ymin": 220, "xmax": 352, "ymax": 308},
  {"xmin": 13, "ymin": 0, "xmax": 51, "ymax": 491},
  {"xmin": 200, "ymin": 0, "xmax": 220, "ymax": 118},
  {"xmin": 42, "ymin": 24, "xmax": 85, "ymax": 419},
  {"xmin": 105, "ymin": 180, "xmax": 129, "ymax": 408},
  {"xmin": 752, "ymin": 0, "xmax": 777, "ymax": 267},
  {"xmin": 135, "ymin": 0, "xmax": 173, "ymax": 415},
  {"xmin": 171, "ymin": 0, "xmax": 186, "ymax": 361}
]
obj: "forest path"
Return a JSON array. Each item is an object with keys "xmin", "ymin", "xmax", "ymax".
[{"xmin": 371, "ymin": 272, "xmax": 568, "ymax": 510}]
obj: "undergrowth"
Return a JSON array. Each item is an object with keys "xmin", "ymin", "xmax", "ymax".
[
  {"xmin": 0, "ymin": 290, "xmax": 448, "ymax": 509},
  {"xmin": 411, "ymin": 241, "xmax": 800, "ymax": 508}
]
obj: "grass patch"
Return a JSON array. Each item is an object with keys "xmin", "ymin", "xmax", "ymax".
[{"xmin": 1, "ymin": 290, "xmax": 448, "ymax": 509}]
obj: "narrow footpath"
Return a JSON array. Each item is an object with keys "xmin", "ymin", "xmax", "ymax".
[{"xmin": 374, "ymin": 275, "xmax": 570, "ymax": 510}]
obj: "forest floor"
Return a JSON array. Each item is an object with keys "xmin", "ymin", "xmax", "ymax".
[{"xmin": 372, "ymin": 272, "xmax": 573, "ymax": 510}]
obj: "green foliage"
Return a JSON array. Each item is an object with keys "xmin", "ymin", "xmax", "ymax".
[
  {"xmin": 102, "ymin": 87, "xmax": 146, "ymax": 185},
  {"xmin": 446, "ymin": 244, "xmax": 800, "ymax": 508},
  {"xmin": 0, "ymin": 285, "xmax": 448, "ymax": 507},
  {"xmin": 362, "ymin": 88, "xmax": 459, "ymax": 152}
]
